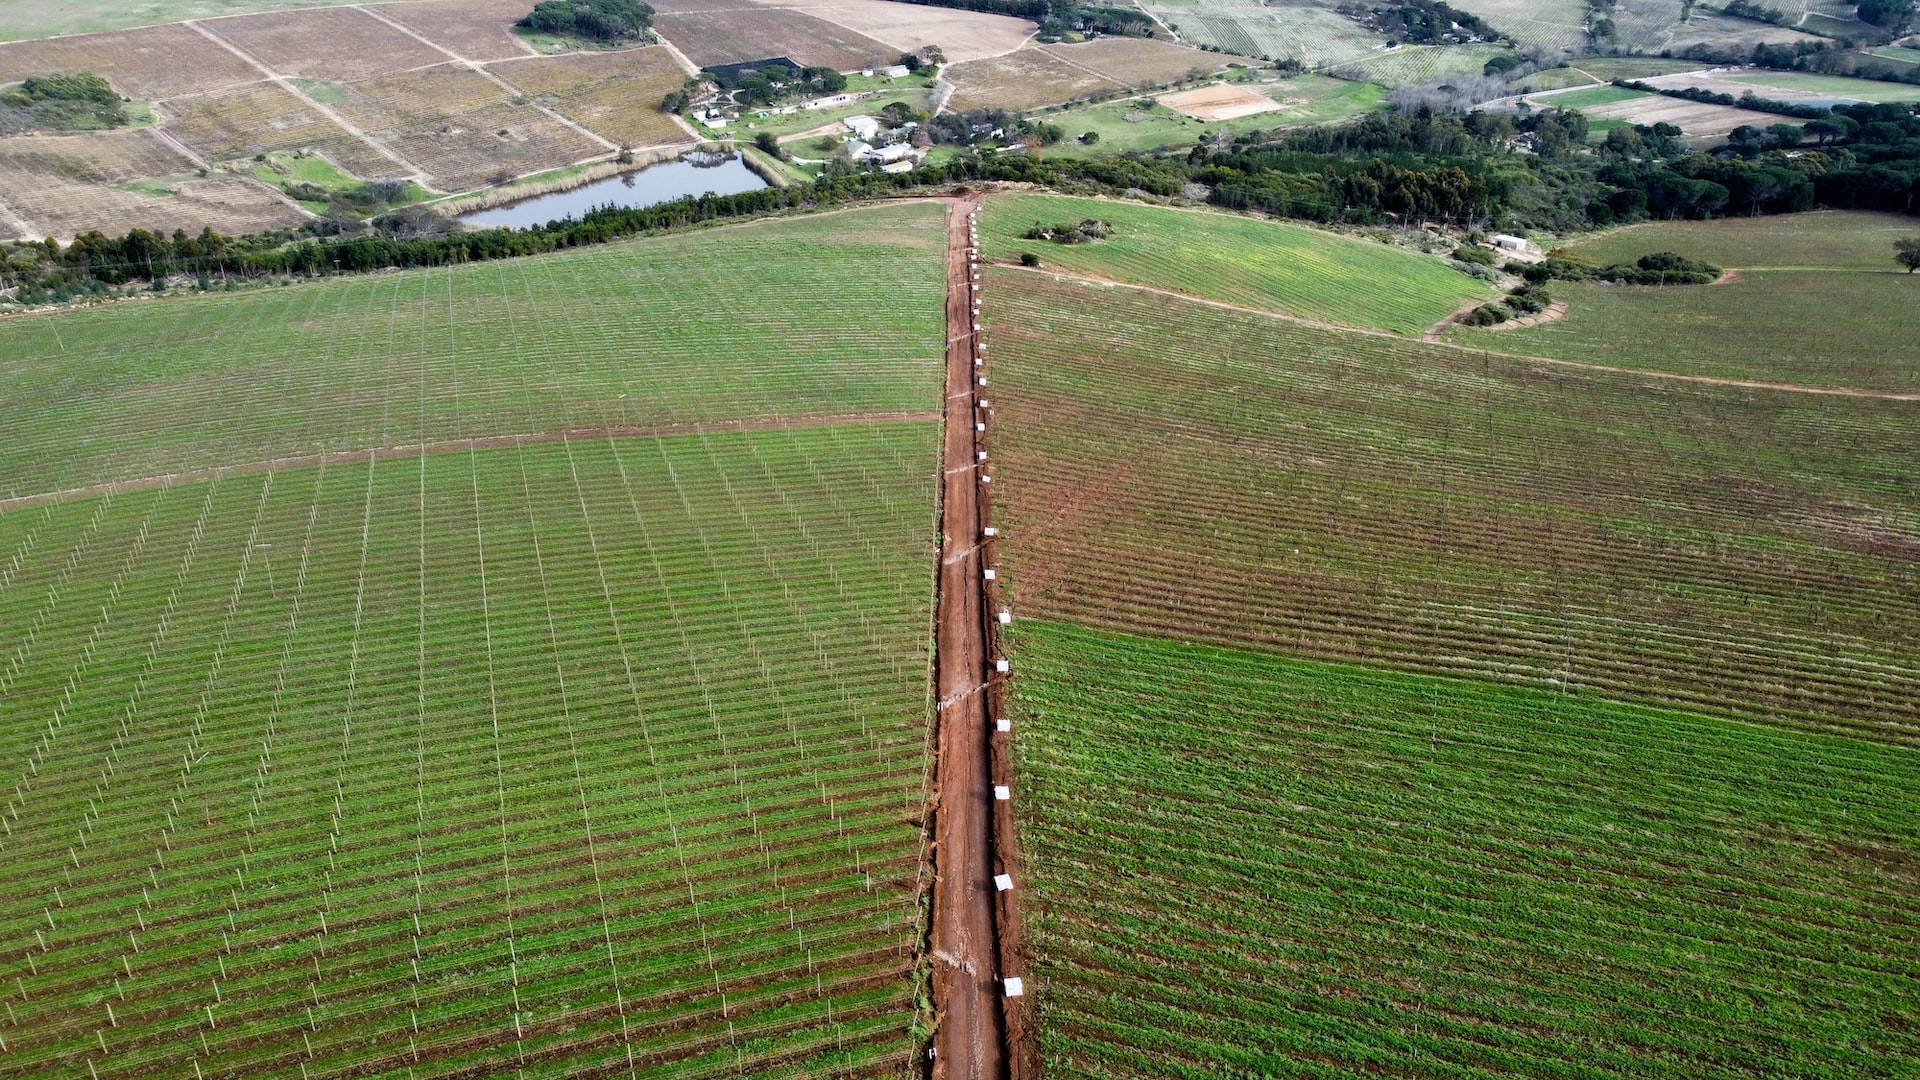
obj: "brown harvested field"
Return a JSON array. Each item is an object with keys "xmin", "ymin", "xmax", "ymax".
[
  {"xmin": 160, "ymin": 79, "xmax": 359, "ymax": 160},
  {"xmin": 654, "ymin": 7, "xmax": 895, "ymax": 69},
  {"xmin": 1159, "ymin": 82, "xmax": 1281, "ymax": 120},
  {"xmin": 946, "ymin": 48, "xmax": 1124, "ymax": 111},
  {"xmin": 392, "ymin": 103, "xmax": 605, "ymax": 188},
  {"xmin": 333, "ymin": 64, "xmax": 511, "ymax": 129},
  {"xmin": 202, "ymin": 6, "xmax": 450, "ymax": 80},
  {"xmin": 0, "ymin": 22, "xmax": 260, "ymax": 100},
  {"xmin": 330, "ymin": 67, "xmax": 603, "ymax": 188},
  {"xmin": 1580, "ymin": 94, "xmax": 1787, "ymax": 141},
  {"xmin": 370, "ymin": 0, "xmax": 541, "ymax": 60},
  {"xmin": 0, "ymin": 131, "xmax": 303, "ymax": 239},
  {"xmin": 490, "ymin": 47, "xmax": 694, "ymax": 147},
  {"xmin": 1040, "ymin": 37, "xmax": 1224, "ymax": 88},
  {"xmin": 776, "ymin": 0, "xmax": 1036, "ymax": 62}
]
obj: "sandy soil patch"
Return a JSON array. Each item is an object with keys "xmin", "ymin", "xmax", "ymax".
[{"xmin": 1159, "ymin": 83, "xmax": 1280, "ymax": 121}]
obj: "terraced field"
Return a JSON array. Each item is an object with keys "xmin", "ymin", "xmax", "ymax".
[
  {"xmin": 1460, "ymin": 211, "xmax": 1920, "ymax": 391},
  {"xmin": 1005, "ymin": 621, "xmax": 1920, "ymax": 1079},
  {"xmin": 0, "ymin": 203, "xmax": 947, "ymax": 1077},
  {"xmin": 979, "ymin": 271, "xmax": 1920, "ymax": 737},
  {"xmin": 0, "ymin": 204, "xmax": 945, "ymax": 498},
  {"xmin": 978, "ymin": 194, "xmax": 1491, "ymax": 335}
]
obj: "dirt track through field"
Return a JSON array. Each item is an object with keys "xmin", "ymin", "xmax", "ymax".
[
  {"xmin": 929, "ymin": 195, "xmax": 1021, "ymax": 1079},
  {"xmin": 0, "ymin": 412, "xmax": 938, "ymax": 512}
]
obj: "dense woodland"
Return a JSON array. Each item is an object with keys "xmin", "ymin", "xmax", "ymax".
[
  {"xmin": 4, "ymin": 84, "xmax": 1917, "ymax": 303},
  {"xmin": 515, "ymin": 0, "xmax": 653, "ymax": 43}
]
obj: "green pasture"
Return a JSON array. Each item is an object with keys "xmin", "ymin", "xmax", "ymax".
[
  {"xmin": 1536, "ymin": 83, "xmax": 1651, "ymax": 108},
  {"xmin": 978, "ymin": 193, "xmax": 1490, "ymax": 335},
  {"xmin": 1041, "ymin": 75, "xmax": 1383, "ymax": 157}
]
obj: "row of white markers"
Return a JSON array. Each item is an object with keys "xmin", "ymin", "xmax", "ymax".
[{"xmin": 968, "ymin": 207, "xmax": 1026, "ymax": 1003}]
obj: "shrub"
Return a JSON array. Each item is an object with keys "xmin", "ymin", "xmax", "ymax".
[
  {"xmin": 1461, "ymin": 303, "xmax": 1510, "ymax": 326},
  {"xmin": 1020, "ymin": 251, "xmax": 1040, "ymax": 267}
]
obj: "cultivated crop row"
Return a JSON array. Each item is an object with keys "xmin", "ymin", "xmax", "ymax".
[
  {"xmin": 0, "ymin": 204, "xmax": 948, "ymax": 500},
  {"xmin": 981, "ymin": 273, "xmax": 1920, "ymax": 739},
  {"xmin": 1004, "ymin": 620, "xmax": 1920, "ymax": 1079},
  {"xmin": 0, "ymin": 425, "xmax": 937, "ymax": 1077}
]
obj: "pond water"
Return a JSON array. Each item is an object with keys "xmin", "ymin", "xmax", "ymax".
[{"xmin": 458, "ymin": 152, "xmax": 769, "ymax": 229}]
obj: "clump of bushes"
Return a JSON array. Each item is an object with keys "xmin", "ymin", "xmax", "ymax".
[
  {"xmin": 1022, "ymin": 219, "xmax": 1113, "ymax": 244},
  {"xmin": 1503, "ymin": 282, "xmax": 1551, "ymax": 314},
  {"xmin": 1019, "ymin": 251, "xmax": 1041, "ymax": 267},
  {"xmin": 0, "ymin": 71, "xmax": 128, "ymax": 134},
  {"xmin": 1451, "ymin": 243, "xmax": 1496, "ymax": 266},
  {"xmin": 1461, "ymin": 303, "xmax": 1511, "ymax": 326},
  {"xmin": 1521, "ymin": 250, "xmax": 1721, "ymax": 285}
]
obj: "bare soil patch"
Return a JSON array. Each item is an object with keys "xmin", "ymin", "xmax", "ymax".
[{"xmin": 1159, "ymin": 82, "xmax": 1282, "ymax": 121}]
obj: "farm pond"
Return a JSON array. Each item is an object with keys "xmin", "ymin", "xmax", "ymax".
[{"xmin": 459, "ymin": 152, "xmax": 768, "ymax": 229}]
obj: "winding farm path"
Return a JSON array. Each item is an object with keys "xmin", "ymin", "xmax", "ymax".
[{"xmin": 930, "ymin": 195, "xmax": 1014, "ymax": 1080}]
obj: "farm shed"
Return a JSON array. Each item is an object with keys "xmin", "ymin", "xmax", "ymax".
[
  {"xmin": 1492, "ymin": 233, "xmax": 1528, "ymax": 251},
  {"xmin": 843, "ymin": 114, "xmax": 881, "ymax": 140}
]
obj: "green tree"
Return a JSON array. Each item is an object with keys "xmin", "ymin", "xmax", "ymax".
[
  {"xmin": 753, "ymin": 131, "xmax": 786, "ymax": 160},
  {"xmin": 1896, "ymin": 235, "xmax": 1920, "ymax": 274}
]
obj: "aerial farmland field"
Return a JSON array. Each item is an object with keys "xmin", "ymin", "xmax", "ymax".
[
  {"xmin": 1005, "ymin": 621, "xmax": 1920, "ymax": 1079},
  {"xmin": 977, "ymin": 194, "xmax": 1492, "ymax": 335},
  {"xmin": 0, "ymin": 204, "xmax": 948, "ymax": 1077},
  {"xmin": 0, "ymin": 204, "xmax": 945, "ymax": 497},
  {"xmin": 975, "ymin": 216, "xmax": 1920, "ymax": 1073},
  {"xmin": 1457, "ymin": 211, "xmax": 1920, "ymax": 391},
  {"xmin": 977, "ymin": 267, "xmax": 1920, "ymax": 736}
]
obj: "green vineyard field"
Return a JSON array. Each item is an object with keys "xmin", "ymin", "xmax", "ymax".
[
  {"xmin": 0, "ymin": 204, "xmax": 946, "ymax": 499},
  {"xmin": 0, "ymin": 427, "xmax": 937, "ymax": 1078},
  {"xmin": 1006, "ymin": 619, "xmax": 1920, "ymax": 1079},
  {"xmin": 0, "ymin": 203, "xmax": 948, "ymax": 1077},
  {"xmin": 977, "ymin": 194, "xmax": 1491, "ymax": 335},
  {"xmin": 981, "ymin": 271, "xmax": 1920, "ymax": 738}
]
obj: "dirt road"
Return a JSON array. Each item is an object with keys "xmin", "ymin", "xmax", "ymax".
[{"xmin": 930, "ymin": 195, "xmax": 1010, "ymax": 1080}]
